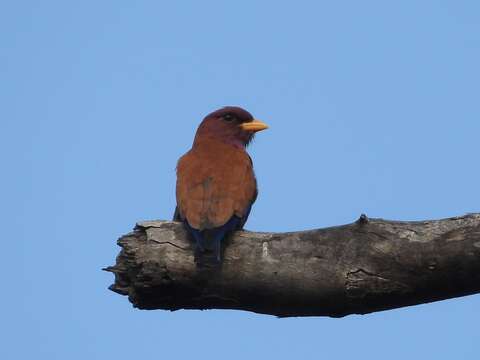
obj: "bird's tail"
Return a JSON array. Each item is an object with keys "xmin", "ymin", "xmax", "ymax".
[{"xmin": 189, "ymin": 216, "xmax": 241, "ymax": 265}]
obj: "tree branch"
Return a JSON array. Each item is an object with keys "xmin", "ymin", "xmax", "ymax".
[{"xmin": 105, "ymin": 213, "xmax": 480, "ymax": 317}]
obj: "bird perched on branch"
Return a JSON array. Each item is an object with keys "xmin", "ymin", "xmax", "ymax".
[{"xmin": 174, "ymin": 106, "xmax": 268, "ymax": 263}]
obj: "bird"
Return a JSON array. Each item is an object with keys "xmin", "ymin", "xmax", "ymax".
[{"xmin": 174, "ymin": 106, "xmax": 268, "ymax": 263}]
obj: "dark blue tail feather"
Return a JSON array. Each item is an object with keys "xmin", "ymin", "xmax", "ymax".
[{"xmin": 184, "ymin": 215, "xmax": 241, "ymax": 263}]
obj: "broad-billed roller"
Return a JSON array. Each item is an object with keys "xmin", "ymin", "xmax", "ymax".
[{"xmin": 174, "ymin": 106, "xmax": 268, "ymax": 263}]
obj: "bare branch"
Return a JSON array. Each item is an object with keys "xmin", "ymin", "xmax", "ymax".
[{"xmin": 105, "ymin": 213, "xmax": 480, "ymax": 317}]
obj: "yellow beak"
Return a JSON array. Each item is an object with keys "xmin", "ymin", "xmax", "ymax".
[{"xmin": 240, "ymin": 119, "xmax": 269, "ymax": 132}]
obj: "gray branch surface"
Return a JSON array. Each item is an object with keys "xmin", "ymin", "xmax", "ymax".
[{"xmin": 105, "ymin": 213, "xmax": 480, "ymax": 317}]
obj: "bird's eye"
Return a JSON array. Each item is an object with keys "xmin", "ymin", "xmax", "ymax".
[{"xmin": 223, "ymin": 114, "xmax": 234, "ymax": 122}]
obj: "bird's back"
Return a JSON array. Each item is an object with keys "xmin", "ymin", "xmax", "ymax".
[{"xmin": 176, "ymin": 138, "xmax": 257, "ymax": 230}]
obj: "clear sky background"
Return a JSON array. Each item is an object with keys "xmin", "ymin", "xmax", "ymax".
[{"xmin": 2, "ymin": 1, "xmax": 479, "ymax": 359}]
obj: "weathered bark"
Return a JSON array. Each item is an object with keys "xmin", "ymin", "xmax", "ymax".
[{"xmin": 105, "ymin": 213, "xmax": 480, "ymax": 317}]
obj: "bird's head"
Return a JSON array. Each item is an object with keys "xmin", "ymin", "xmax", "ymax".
[{"xmin": 193, "ymin": 106, "xmax": 268, "ymax": 148}]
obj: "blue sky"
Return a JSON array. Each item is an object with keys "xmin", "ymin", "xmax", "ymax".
[{"xmin": 2, "ymin": 1, "xmax": 479, "ymax": 359}]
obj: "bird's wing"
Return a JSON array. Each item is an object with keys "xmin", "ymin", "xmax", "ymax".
[
  {"xmin": 172, "ymin": 206, "xmax": 182, "ymax": 222},
  {"xmin": 176, "ymin": 141, "xmax": 257, "ymax": 230}
]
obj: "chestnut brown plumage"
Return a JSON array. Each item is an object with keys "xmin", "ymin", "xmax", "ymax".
[{"xmin": 174, "ymin": 106, "xmax": 268, "ymax": 262}]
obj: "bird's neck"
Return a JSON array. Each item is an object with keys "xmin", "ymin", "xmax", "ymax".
[{"xmin": 193, "ymin": 135, "xmax": 246, "ymax": 151}]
